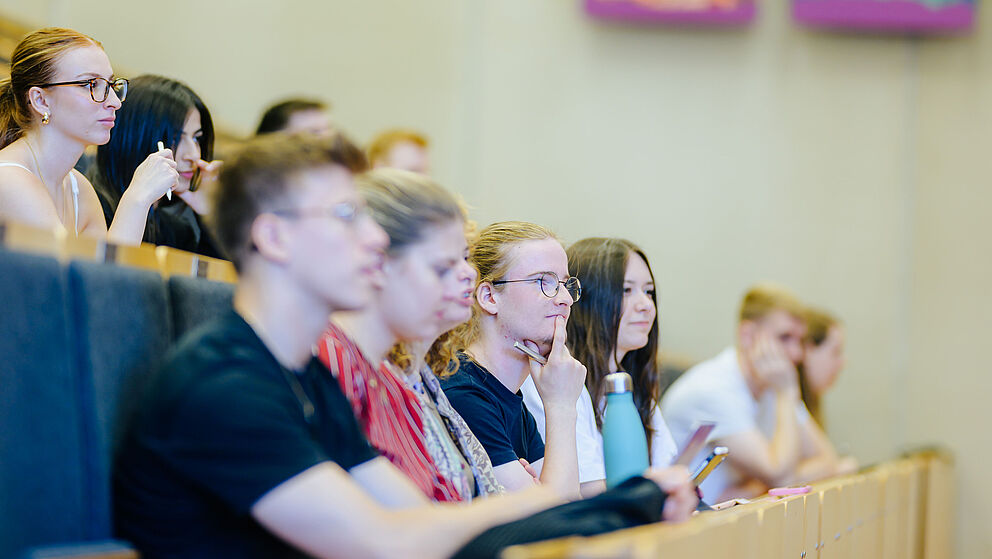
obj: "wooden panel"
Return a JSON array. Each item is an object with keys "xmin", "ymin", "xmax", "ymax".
[
  {"xmin": 732, "ymin": 507, "xmax": 761, "ymax": 559},
  {"xmin": 198, "ymin": 253, "xmax": 238, "ymax": 283},
  {"xmin": 500, "ymin": 453, "xmax": 951, "ymax": 559},
  {"xmin": 907, "ymin": 459, "xmax": 927, "ymax": 559},
  {"xmin": 804, "ymin": 492, "xmax": 822, "ymax": 559},
  {"xmin": 758, "ymin": 500, "xmax": 787, "ymax": 559},
  {"xmin": 695, "ymin": 514, "xmax": 737, "ymax": 557},
  {"xmin": 819, "ymin": 486, "xmax": 844, "ymax": 559},
  {"xmin": 156, "ymin": 246, "xmax": 198, "ymax": 278},
  {"xmin": 923, "ymin": 455, "xmax": 954, "ymax": 559},
  {"xmin": 783, "ymin": 495, "xmax": 806, "ymax": 559},
  {"xmin": 107, "ymin": 242, "xmax": 160, "ymax": 273},
  {"xmin": 0, "ymin": 221, "xmax": 62, "ymax": 258},
  {"xmin": 881, "ymin": 465, "xmax": 910, "ymax": 559},
  {"xmin": 851, "ymin": 474, "xmax": 882, "ymax": 558}
]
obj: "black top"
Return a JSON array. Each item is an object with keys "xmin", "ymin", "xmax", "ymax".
[
  {"xmin": 113, "ymin": 310, "xmax": 377, "ymax": 558},
  {"xmin": 91, "ymin": 170, "xmax": 223, "ymax": 258},
  {"xmin": 439, "ymin": 354, "xmax": 545, "ymax": 467}
]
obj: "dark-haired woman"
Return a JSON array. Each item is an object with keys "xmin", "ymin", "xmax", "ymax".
[
  {"xmin": 0, "ymin": 28, "xmax": 178, "ymax": 242},
  {"xmin": 565, "ymin": 238, "xmax": 679, "ymax": 466},
  {"xmin": 90, "ymin": 75, "xmax": 222, "ymax": 256}
]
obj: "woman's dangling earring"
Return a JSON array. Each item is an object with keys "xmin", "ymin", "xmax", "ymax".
[{"xmin": 41, "ymin": 112, "xmax": 50, "ymax": 125}]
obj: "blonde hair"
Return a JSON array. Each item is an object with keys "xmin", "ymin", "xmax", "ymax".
[
  {"xmin": 356, "ymin": 169, "xmax": 467, "ymax": 372},
  {"xmin": 0, "ymin": 28, "xmax": 102, "ymax": 148},
  {"xmin": 442, "ymin": 221, "xmax": 558, "ymax": 375},
  {"xmin": 738, "ymin": 283, "xmax": 805, "ymax": 324},
  {"xmin": 367, "ymin": 128, "xmax": 428, "ymax": 167}
]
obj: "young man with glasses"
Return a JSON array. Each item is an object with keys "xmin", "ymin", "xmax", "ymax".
[{"xmin": 440, "ymin": 221, "xmax": 590, "ymax": 498}]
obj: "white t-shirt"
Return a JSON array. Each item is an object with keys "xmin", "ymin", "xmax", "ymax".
[
  {"xmin": 660, "ymin": 346, "xmax": 810, "ymax": 501},
  {"xmin": 648, "ymin": 406, "xmax": 679, "ymax": 468},
  {"xmin": 520, "ymin": 376, "xmax": 605, "ymax": 483},
  {"xmin": 521, "ymin": 376, "xmax": 680, "ymax": 484}
]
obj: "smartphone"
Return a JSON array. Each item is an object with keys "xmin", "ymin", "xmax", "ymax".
[
  {"xmin": 513, "ymin": 341, "xmax": 547, "ymax": 365},
  {"xmin": 692, "ymin": 446, "xmax": 729, "ymax": 487},
  {"xmin": 673, "ymin": 423, "xmax": 715, "ymax": 467}
]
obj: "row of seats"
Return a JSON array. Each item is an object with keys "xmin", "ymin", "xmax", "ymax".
[
  {"xmin": 0, "ymin": 240, "xmax": 235, "ymax": 557},
  {"xmin": 505, "ymin": 451, "xmax": 954, "ymax": 559}
]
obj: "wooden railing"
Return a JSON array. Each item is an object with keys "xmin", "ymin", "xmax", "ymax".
[
  {"xmin": 504, "ymin": 450, "xmax": 953, "ymax": 559},
  {"xmin": 0, "ymin": 220, "xmax": 238, "ymax": 283}
]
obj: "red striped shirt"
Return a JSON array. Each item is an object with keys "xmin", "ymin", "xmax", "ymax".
[{"xmin": 317, "ymin": 323, "xmax": 464, "ymax": 502}]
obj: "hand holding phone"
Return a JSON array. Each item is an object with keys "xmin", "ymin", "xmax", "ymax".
[
  {"xmin": 673, "ymin": 423, "xmax": 715, "ymax": 467},
  {"xmin": 692, "ymin": 446, "xmax": 729, "ymax": 487}
]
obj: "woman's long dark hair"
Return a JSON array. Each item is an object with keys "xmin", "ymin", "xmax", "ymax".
[
  {"xmin": 566, "ymin": 238, "xmax": 661, "ymax": 452},
  {"xmin": 95, "ymin": 75, "xmax": 214, "ymax": 201}
]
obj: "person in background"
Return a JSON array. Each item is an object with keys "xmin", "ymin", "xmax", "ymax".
[
  {"xmin": 367, "ymin": 128, "xmax": 430, "ymax": 175},
  {"xmin": 0, "ymin": 27, "xmax": 176, "ymax": 243},
  {"xmin": 799, "ymin": 307, "xmax": 857, "ymax": 472},
  {"xmin": 522, "ymin": 237, "xmax": 679, "ymax": 497},
  {"xmin": 255, "ymin": 98, "xmax": 333, "ymax": 137},
  {"xmin": 90, "ymin": 75, "xmax": 222, "ymax": 257},
  {"xmin": 661, "ymin": 284, "xmax": 854, "ymax": 502}
]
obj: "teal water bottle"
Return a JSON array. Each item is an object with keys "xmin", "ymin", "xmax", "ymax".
[{"xmin": 602, "ymin": 372, "xmax": 650, "ymax": 488}]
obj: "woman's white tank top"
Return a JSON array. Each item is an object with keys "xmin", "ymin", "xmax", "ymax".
[{"xmin": 0, "ymin": 161, "xmax": 80, "ymax": 235}]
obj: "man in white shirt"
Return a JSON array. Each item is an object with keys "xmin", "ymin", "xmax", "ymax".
[{"xmin": 661, "ymin": 284, "xmax": 851, "ymax": 503}]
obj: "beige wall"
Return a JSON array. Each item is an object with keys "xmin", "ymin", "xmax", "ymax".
[{"xmin": 3, "ymin": 0, "xmax": 988, "ymax": 555}]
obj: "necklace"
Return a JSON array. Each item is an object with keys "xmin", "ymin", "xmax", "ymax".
[
  {"xmin": 240, "ymin": 310, "xmax": 317, "ymax": 425},
  {"xmin": 24, "ymin": 139, "xmax": 68, "ymax": 227},
  {"xmin": 280, "ymin": 365, "xmax": 316, "ymax": 425}
]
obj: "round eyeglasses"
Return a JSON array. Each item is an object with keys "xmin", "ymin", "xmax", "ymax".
[
  {"xmin": 492, "ymin": 271, "xmax": 582, "ymax": 302},
  {"xmin": 40, "ymin": 77, "xmax": 128, "ymax": 103}
]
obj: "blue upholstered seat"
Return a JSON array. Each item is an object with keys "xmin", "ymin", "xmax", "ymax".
[
  {"xmin": 167, "ymin": 275, "xmax": 235, "ymax": 341},
  {"xmin": 0, "ymin": 250, "xmax": 89, "ymax": 556},
  {"xmin": 66, "ymin": 260, "xmax": 172, "ymax": 540}
]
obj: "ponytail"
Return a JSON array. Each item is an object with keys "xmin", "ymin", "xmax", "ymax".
[{"xmin": 0, "ymin": 77, "xmax": 22, "ymax": 149}]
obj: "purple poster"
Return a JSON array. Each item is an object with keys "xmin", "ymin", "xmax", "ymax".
[
  {"xmin": 585, "ymin": 0, "xmax": 756, "ymax": 25},
  {"xmin": 793, "ymin": 0, "xmax": 974, "ymax": 32}
]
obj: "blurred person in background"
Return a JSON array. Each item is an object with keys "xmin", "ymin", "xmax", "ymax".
[
  {"xmin": 368, "ymin": 128, "xmax": 430, "ymax": 175},
  {"xmin": 255, "ymin": 97, "xmax": 333, "ymax": 137},
  {"xmin": 662, "ymin": 284, "xmax": 853, "ymax": 502}
]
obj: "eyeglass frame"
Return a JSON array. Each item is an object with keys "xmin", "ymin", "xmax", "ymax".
[
  {"xmin": 491, "ymin": 271, "xmax": 582, "ymax": 302},
  {"xmin": 269, "ymin": 201, "xmax": 368, "ymax": 225},
  {"xmin": 38, "ymin": 77, "xmax": 129, "ymax": 103}
]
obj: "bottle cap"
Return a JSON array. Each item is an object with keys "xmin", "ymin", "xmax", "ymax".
[{"xmin": 604, "ymin": 371, "xmax": 633, "ymax": 394}]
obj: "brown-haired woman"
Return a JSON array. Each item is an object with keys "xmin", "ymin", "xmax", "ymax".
[
  {"xmin": 520, "ymin": 237, "xmax": 679, "ymax": 498},
  {"xmin": 0, "ymin": 28, "xmax": 178, "ymax": 242},
  {"xmin": 800, "ymin": 307, "xmax": 846, "ymax": 425}
]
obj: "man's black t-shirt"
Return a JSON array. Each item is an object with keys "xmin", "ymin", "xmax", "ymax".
[
  {"xmin": 113, "ymin": 310, "xmax": 377, "ymax": 558},
  {"xmin": 439, "ymin": 354, "xmax": 545, "ymax": 468}
]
